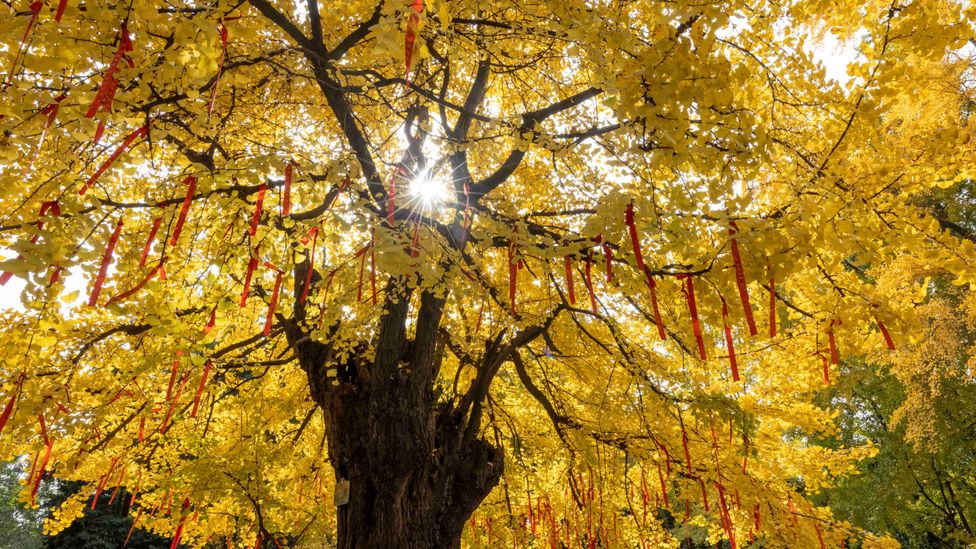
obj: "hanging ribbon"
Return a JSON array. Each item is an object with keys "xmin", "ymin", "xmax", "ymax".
[
  {"xmin": 54, "ymin": 0, "xmax": 68, "ymax": 22},
  {"xmin": 646, "ymin": 273, "xmax": 666, "ymax": 340},
  {"xmin": 716, "ymin": 483, "xmax": 737, "ymax": 549},
  {"xmin": 28, "ymin": 96, "xmax": 66, "ymax": 171},
  {"xmin": 769, "ymin": 277, "xmax": 776, "ymax": 338},
  {"xmin": 202, "ymin": 307, "xmax": 216, "ymax": 334},
  {"xmin": 79, "ymin": 125, "xmax": 149, "ymax": 195},
  {"xmin": 508, "ymin": 240, "xmax": 518, "ymax": 315},
  {"xmin": 105, "ymin": 259, "xmax": 166, "ymax": 306},
  {"xmin": 207, "ymin": 23, "xmax": 229, "ymax": 117},
  {"xmin": 624, "ymin": 202, "xmax": 645, "ymax": 271},
  {"xmin": 820, "ymin": 351, "xmax": 830, "ymax": 384},
  {"xmin": 741, "ymin": 432, "xmax": 749, "ymax": 474},
  {"xmin": 299, "ymin": 227, "xmax": 319, "ymax": 305},
  {"xmin": 165, "ymin": 353, "xmax": 180, "ymax": 402},
  {"xmin": 282, "ymin": 161, "xmax": 294, "ymax": 216},
  {"xmin": 91, "ymin": 458, "xmax": 119, "ymax": 509},
  {"xmin": 0, "ymin": 374, "xmax": 25, "ymax": 435},
  {"xmin": 190, "ymin": 360, "xmax": 212, "ymax": 418},
  {"xmin": 170, "ymin": 499, "xmax": 191, "ymax": 549},
  {"xmin": 240, "ymin": 247, "xmax": 259, "ymax": 307},
  {"xmin": 248, "ymin": 183, "xmax": 267, "ymax": 236},
  {"xmin": 721, "ymin": 298, "xmax": 740, "ymax": 381},
  {"xmin": 4, "ymin": 1, "xmax": 43, "ymax": 89},
  {"xmin": 85, "ymin": 24, "xmax": 135, "ymax": 144},
  {"xmin": 139, "ymin": 216, "xmax": 163, "ymax": 268},
  {"xmin": 815, "ymin": 523, "xmax": 827, "ymax": 549},
  {"xmin": 88, "ymin": 217, "xmax": 124, "ymax": 307},
  {"xmin": 404, "ymin": 0, "xmax": 424, "ymax": 84},
  {"xmin": 584, "ymin": 251, "xmax": 598, "ymax": 314},
  {"xmin": 656, "ymin": 461, "xmax": 669, "ymax": 510},
  {"xmin": 603, "ymin": 241, "xmax": 613, "ymax": 282},
  {"xmin": 875, "ymin": 314, "xmax": 895, "ymax": 350},
  {"xmin": 728, "ymin": 222, "xmax": 757, "ymax": 335},
  {"xmin": 169, "ymin": 176, "xmax": 196, "ymax": 245},
  {"xmin": 563, "ymin": 255, "xmax": 576, "ymax": 304},
  {"xmin": 681, "ymin": 425, "xmax": 692, "ymax": 472},
  {"xmin": 677, "ymin": 274, "xmax": 706, "ymax": 360},
  {"xmin": 263, "ymin": 262, "xmax": 283, "ymax": 337},
  {"xmin": 30, "ymin": 437, "xmax": 53, "ymax": 501},
  {"xmin": 827, "ymin": 321, "xmax": 839, "ymax": 364},
  {"xmin": 370, "ymin": 227, "xmax": 377, "ymax": 305},
  {"xmin": 107, "ymin": 468, "xmax": 125, "ymax": 505},
  {"xmin": 160, "ymin": 373, "xmax": 189, "ymax": 434}
]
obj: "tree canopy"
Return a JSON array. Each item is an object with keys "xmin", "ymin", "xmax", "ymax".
[{"xmin": 1, "ymin": 0, "xmax": 975, "ymax": 547}]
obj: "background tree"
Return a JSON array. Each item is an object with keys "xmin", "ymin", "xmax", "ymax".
[{"xmin": 1, "ymin": 0, "xmax": 975, "ymax": 547}]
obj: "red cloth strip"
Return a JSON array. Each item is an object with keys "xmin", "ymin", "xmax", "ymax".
[
  {"xmin": 91, "ymin": 458, "xmax": 119, "ymax": 509},
  {"xmin": 768, "ymin": 277, "xmax": 776, "ymax": 338},
  {"xmin": 4, "ymin": 1, "xmax": 43, "ymax": 89},
  {"xmin": 240, "ymin": 248, "xmax": 259, "ymax": 307},
  {"xmin": 160, "ymin": 373, "xmax": 189, "ymax": 434},
  {"xmin": 106, "ymin": 259, "xmax": 166, "ymax": 306},
  {"xmin": 299, "ymin": 227, "xmax": 319, "ymax": 305},
  {"xmin": 645, "ymin": 273, "xmax": 666, "ymax": 340},
  {"xmin": 79, "ymin": 125, "xmax": 148, "ymax": 195},
  {"xmin": 283, "ymin": 162, "xmax": 294, "ymax": 215},
  {"xmin": 203, "ymin": 307, "xmax": 216, "ymax": 334},
  {"xmin": 169, "ymin": 176, "xmax": 196, "ymax": 245},
  {"xmin": 603, "ymin": 242, "xmax": 613, "ymax": 282},
  {"xmin": 656, "ymin": 461, "xmax": 669, "ymax": 510},
  {"xmin": 624, "ymin": 202, "xmax": 645, "ymax": 271},
  {"xmin": 263, "ymin": 266, "xmax": 283, "ymax": 337},
  {"xmin": 190, "ymin": 360, "xmax": 212, "ymax": 418},
  {"xmin": 139, "ymin": 217, "xmax": 163, "ymax": 268},
  {"xmin": 682, "ymin": 427, "xmax": 692, "ymax": 472},
  {"xmin": 827, "ymin": 325, "xmax": 839, "ymax": 364},
  {"xmin": 88, "ymin": 217, "xmax": 124, "ymax": 307},
  {"xmin": 248, "ymin": 183, "xmax": 267, "ymax": 236},
  {"xmin": 370, "ymin": 228, "xmax": 377, "ymax": 305},
  {"xmin": 85, "ymin": 25, "xmax": 134, "ymax": 125},
  {"xmin": 207, "ymin": 24, "xmax": 229, "ymax": 116},
  {"xmin": 821, "ymin": 352, "xmax": 830, "ymax": 384},
  {"xmin": 584, "ymin": 252, "xmax": 598, "ymax": 314},
  {"xmin": 30, "ymin": 438, "xmax": 53, "ymax": 501},
  {"xmin": 722, "ymin": 299, "xmax": 740, "ymax": 381},
  {"xmin": 563, "ymin": 256, "xmax": 576, "ymax": 304},
  {"xmin": 165, "ymin": 354, "xmax": 180, "ymax": 402},
  {"xmin": 729, "ymin": 223, "xmax": 757, "ymax": 335},
  {"xmin": 404, "ymin": 0, "xmax": 424, "ymax": 83},
  {"xmin": 508, "ymin": 241, "xmax": 518, "ymax": 314},
  {"xmin": 55, "ymin": 0, "xmax": 69, "ymax": 21},
  {"xmin": 678, "ymin": 275, "xmax": 706, "ymax": 359},
  {"xmin": 875, "ymin": 315, "xmax": 895, "ymax": 350}
]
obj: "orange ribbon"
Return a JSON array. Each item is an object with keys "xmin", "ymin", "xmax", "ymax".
[
  {"xmin": 169, "ymin": 176, "xmax": 196, "ymax": 245},
  {"xmin": 88, "ymin": 217, "xmax": 124, "ymax": 306}
]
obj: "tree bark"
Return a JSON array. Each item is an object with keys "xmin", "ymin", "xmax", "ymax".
[{"xmin": 286, "ymin": 280, "xmax": 504, "ymax": 549}]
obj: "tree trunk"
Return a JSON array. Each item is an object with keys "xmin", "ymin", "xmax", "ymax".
[{"xmin": 286, "ymin": 283, "xmax": 504, "ymax": 549}]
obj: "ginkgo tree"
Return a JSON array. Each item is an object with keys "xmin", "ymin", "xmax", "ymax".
[{"xmin": 1, "ymin": 0, "xmax": 975, "ymax": 547}]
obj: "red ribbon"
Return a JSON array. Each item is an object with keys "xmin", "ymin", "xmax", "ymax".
[
  {"xmin": 190, "ymin": 360, "xmax": 212, "ymax": 418},
  {"xmin": 4, "ymin": 1, "xmax": 43, "ymax": 90},
  {"xmin": 248, "ymin": 183, "xmax": 267, "ymax": 236},
  {"xmin": 827, "ymin": 323, "xmax": 839, "ymax": 364},
  {"xmin": 624, "ymin": 202, "xmax": 645, "ymax": 271},
  {"xmin": 603, "ymin": 242, "xmax": 613, "ymax": 282},
  {"xmin": 875, "ymin": 315, "xmax": 895, "ymax": 350},
  {"xmin": 91, "ymin": 457, "xmax": 119, "ymax": 509},
  {"xmin": 299, "ymin": 227, "xmax": 319, "ymax": 305},
  {"xmin": 645, "ymin": 273, "xmax": 666, "ymax": 340},
  {"xmin": 240, "ymin": 247, "xmax": 259, "ymax": 307},
  {"xmin": 160, "ymin": 373, "xmax": 189, "ymax": 434},
  {"xmin": 370, "ymin": 228, "xmax": 377, "ymax": 305},
  {"xmin": 716, "ymin": 483, "xmax": 737, "ymax": 549},
  {"xmin": 404, "ymin": 0, "xmax": 424, "ymax": 83},
  {"xmin": 0, "ymin": 374, "xmax": 25, "ymax": 435},
  {"xmin": 282, "ymin": 162, "xmax": 294, "ymax": 215},
  {"xmin": 203, "ymin": 307, "xmax": 216, "ymax": 334},
  {"xmin": 1, "ymin": 200, "xmax": 61, "ymax": 285},
  {"xmin": 85, "ymin": 24, "xmax": 135, "ymax": 143},
  {"xmin": 208, "ymin": 24, "xmax": 229, "ymax": 117},
  {"xmin": 769, "ymin": 277, "xmax": 776, "ymax": 338},
  {"xmin": 170, "ymin": 176, "xmax": 196, "ymax": 245},
  {"xmin": 722, "ymin": 299, "xmax": 740, "ymax": 381},
  {"xmin": 28, "ymin": 96, "xmax": 65, "ymax": 171},
  {"xmin": 656, "ymin": 461, "xmax": 669, "ymax": 510},
  {"xmin": 105, "ymin": 259, "xmax": 166, "ymax": 306},
  {"xmin": 563, "ymin": 255, "xmax": 576, "ymax": 304},
  {"xmin": 165, "ymin": 353, "xmax": 180, "ymax": 402},
  {"xmin": 88, "ymin": 217, "xmax": 124, "ymax": 307},
  {"xmin": 820, "ymin": 351, "xmax": 830, "ymax": 384},
  {"xmin": 678, "ymin": 274, "xmax": 706, "ymax": 360},
  {"xmin": 815, "ymin": 524, "xmax": 827, "ymax": 549},
  {"xmin": 30, "ymin": 438, "xmax": 53, "ymax": 501},
  {"xmin": 584, "ymin": 252, "xmax": 598, "ymax": 314},
  {"xmin": 682, "ymin": 426, "xmax": 692, "ymax": 472},
  {"xmin": 139, "ymin": 216, "xmax": 163, "ymax": 268},
  {"xmin": 263, "ymin": 262, "xmax": 283, "ymax": 336},
  {"xmin": 79, "ymin": 125, "xmax": 149, "ymax": 195},
  {"xmin": 54, "ymin": 0, "xmax": 68, "ymax": 22},
  {"xmin": 729, "ymin": 223, "xmax": 757, "ymax": 336}
]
